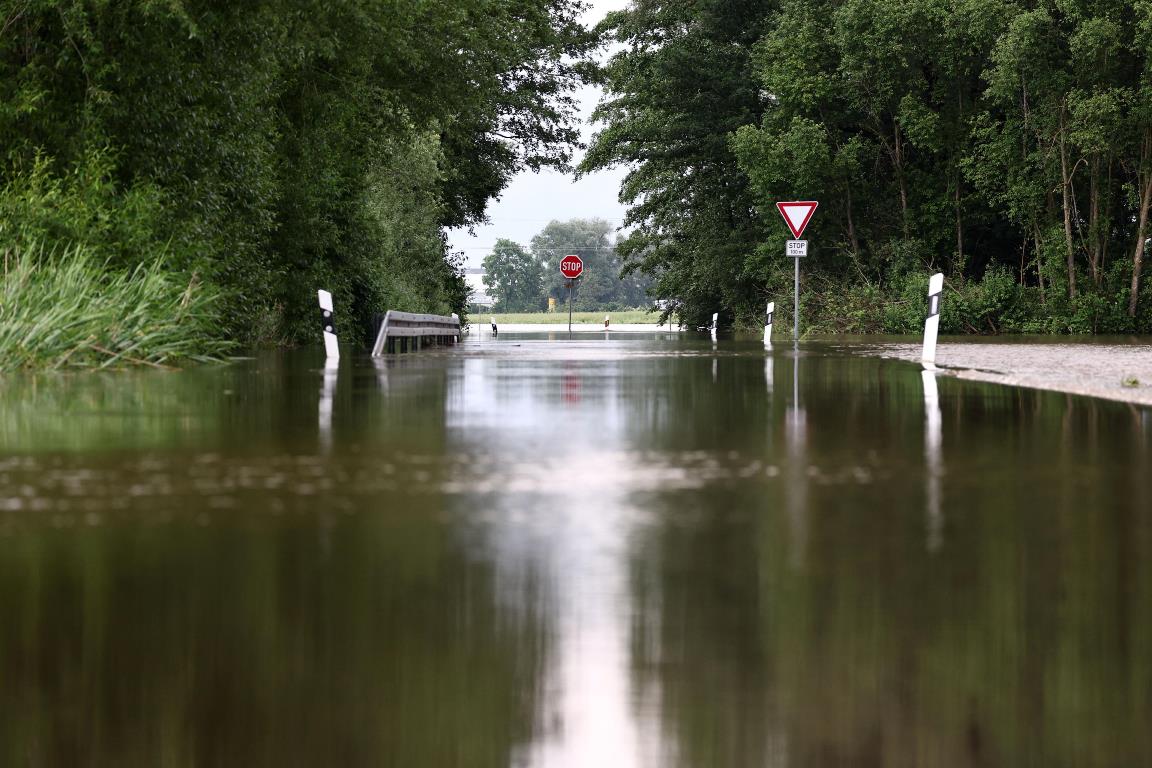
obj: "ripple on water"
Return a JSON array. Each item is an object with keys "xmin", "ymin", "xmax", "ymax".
[{"xmin": 0, "ymin": 449, "xmax": 886, "ymax": 526}]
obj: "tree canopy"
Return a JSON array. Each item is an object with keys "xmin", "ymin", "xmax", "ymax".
[
  {"xmin": 1, "ymin": 0, "xmax": 593, "ymax": 344},
  {"xmin": 533, "ymin": 218, "xmax": 650, "ymax": 310},
  {"xmin": 483, "ymin": 239, "xmax": 544, "ymax": 312},
  {"xmin": 585, "ymin": 0, "xmax": 1152, "ymax": 333}
]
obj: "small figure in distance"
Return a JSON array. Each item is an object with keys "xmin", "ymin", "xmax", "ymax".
[{"xmin": 490, "ymin": 316, "xmax": 498, "ymax": 337}]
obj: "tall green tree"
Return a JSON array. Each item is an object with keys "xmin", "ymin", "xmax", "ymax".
[
  {"xmin": 1127, "ymin": 0, "xmax": 1152, "ymax": 316},
  {"xmin": 531, "ymin": 218, "xmax": 649, "ymax": 310},
  {"xmin": 580, "ymin": 0, "xmax": 774, "ymax": 326},
  {"xmin": 0, "ymin": 0, "xmax": 593, "ymax": 344},
  {"xmin": 483, "ymin": 239, "xmax": 544, "ymax": 311}
]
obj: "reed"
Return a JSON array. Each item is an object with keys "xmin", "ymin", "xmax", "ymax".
[{"xmin": 0, "ymin": 241, "xmax": 233, "ymax": 370}]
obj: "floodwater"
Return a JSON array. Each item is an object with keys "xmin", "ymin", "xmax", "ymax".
[{"xmin": 1, "ymin": 333, "xmax": 1150, "ymax": 767}]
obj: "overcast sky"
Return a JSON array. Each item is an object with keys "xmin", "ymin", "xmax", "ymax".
[{"xmin": 446, "ymin": 0, "xmax": 631, "ymax": 267}]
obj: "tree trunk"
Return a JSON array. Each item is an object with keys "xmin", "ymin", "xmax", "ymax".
[
  {"xmin": 954, "ymin": 172, "xmax": 963, "ymax": 272},
  {"xmin": 895, "ymin": 122, "xmax": 909, "ymax": 239},
  {"xmin": 1102, "ymin": 159, "xmax": 1113, "ymax": 272},
  {"xmin": 1034, "ymin": 223, "xmax": 1047, "ymax": 304},
  {"xmin": 1019, "ymin": 239, "xmax": 1026, "ymax": 286},
  {"xmin": 1059, "ymin": 104, "xmax": 1077, "ymax": 299},
  {"xmin": 1089, "ymin": 156, "xmax": 1100, "ymax": 287},
  {"xmin": 1129, "ymin": 131, "xmax": 1152, "ymax": 318},
  {"xmin": 844, "ymin": 185, "xmax": 861, "ymax": 262}
]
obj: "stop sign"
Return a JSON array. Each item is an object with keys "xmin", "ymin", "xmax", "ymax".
[{"xmin": 559, "ymin": 254, "xmax": 583, "ymax": 279}]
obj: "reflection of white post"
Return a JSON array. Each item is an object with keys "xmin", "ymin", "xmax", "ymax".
[
  {"xmin": 319, "ymin": 356, "xmax": 338, "ymax": 450},
  {"xmin": 318, "ymin": 289, "xmax": 339, "ymax": 359},
  {"xmin": 786, "ymin": 351, "xmax": 807, "ymax": 570},
  {"xmin": 922, "ymin": 273, "xmax": 944, "ymax": 364},
  {"xmin": 923, "ymin": 368, "xmax": 943, "ymax": 551},
  {"xmin": 763, "ymin": 301, "xmax": 775, "ymax": 345}
]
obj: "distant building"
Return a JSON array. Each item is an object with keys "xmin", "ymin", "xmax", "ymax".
[{"xmin": 464, "ymin": 268, "xmax": 494, "ymax": 308}]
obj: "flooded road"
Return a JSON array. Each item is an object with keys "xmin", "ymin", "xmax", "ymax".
[{"xmin": 1, "ymin": 334, "xmax": 1150, "ymax": 767}]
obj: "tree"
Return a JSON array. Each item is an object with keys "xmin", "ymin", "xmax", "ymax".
[
  {"xmin": 580, "ymin": 0, "xmax": 774, "ymax": 327},
  {"xmin": 0, "ymin": 0, "xmax": 594, "ymax": 344},
  {"xmin": 483, "ymin": 239, "xmax": 544, "ymax": 311},
  {"xmin": 531, "ymin": 218, "xmax": 649, "ymax": 310}
]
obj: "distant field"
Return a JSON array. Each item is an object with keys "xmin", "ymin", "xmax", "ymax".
[{"xmin": 477, "ymin": 310, "xmax": 667, "ymax": 325}]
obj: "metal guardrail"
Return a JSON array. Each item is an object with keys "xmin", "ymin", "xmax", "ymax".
[{"xmin": 371, "ymin": 310, "xmax": 460, "ymax": 356}]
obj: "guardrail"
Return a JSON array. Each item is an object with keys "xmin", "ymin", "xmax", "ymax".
[{"xmin": 371, "ymin": 310, "xmax": 461, "ymax": 356}]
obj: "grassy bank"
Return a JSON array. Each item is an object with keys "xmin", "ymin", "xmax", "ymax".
[
  {"xmin": 482, "ymin": 310, "xmax": 665, "ymax": 325},
  {"xmin": 0, "ymin": 243, "xmax": 232, "ymax": 371}
]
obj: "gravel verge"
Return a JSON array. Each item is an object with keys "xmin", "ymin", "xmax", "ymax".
[{"xmin": 857, "ymin": 341, "xmax": 1152, "ymax": 407}]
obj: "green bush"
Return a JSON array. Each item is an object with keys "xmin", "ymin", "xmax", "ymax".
[
  {"xmin": 0, "ymin": 152, "xmax": 230, "ymax": 369},
  {"xmin": 796, "ymin": 262, "xmax": 1152, "ymax": 337},
  {"xmin": 0, "ymin": 151, "xmax": 183, "ymax": 271}
]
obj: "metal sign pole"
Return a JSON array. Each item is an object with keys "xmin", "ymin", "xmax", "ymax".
[
  {"xmin": 777, "ymin": 201, "xmax": 817, "ymax": 342},
  {"xmin": 568, "ymin": 279, "xmax": 574, "ymax": 333},
  {"xmin": 793, "ymin": 255, "xmax": 800, "ymax": 341}
]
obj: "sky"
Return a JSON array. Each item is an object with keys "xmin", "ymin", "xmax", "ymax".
[{"xmin": 446, "ymin": 0, "xmax": 631, "ymax": 268}]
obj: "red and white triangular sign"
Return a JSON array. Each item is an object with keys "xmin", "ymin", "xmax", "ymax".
[{"xmin": 775, "ymin": 201, "xmax": 819, "ymax": 239}]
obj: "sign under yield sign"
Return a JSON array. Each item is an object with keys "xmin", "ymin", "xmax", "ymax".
[{"xmin": 776, "ymin": 201, "xmax": 818, "ymax": 341}]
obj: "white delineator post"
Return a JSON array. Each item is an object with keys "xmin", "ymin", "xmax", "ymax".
[
  {"xmin": 764, "ymin": 301, "xmax": 775, "ymax": 345},
  {"xmin": 318, "ymin": 289, "xmax": 339, "ymax": 359},
  {"xmin": 922, "ymin": 273, "xmax": 944, "ymax": 364},
  {"xmin": 710, "ymin": 312, "xmax": 718, "ymax": 342},
  {"xmin": 317, "ymin": 289, "xmax": 339, "ymax": 450}
]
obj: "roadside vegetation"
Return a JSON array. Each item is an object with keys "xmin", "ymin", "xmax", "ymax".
[
  {"xmin": 0, "ymin": 241, "xmax": 228, "ymax": 369},
  {"xmin": 480, "ymin": 219, "xmax": 652, "ymax": 313},
  {"xmin": 0, "ymin": 0, "xmax": 590, "ymax": 368},
  {"xmin": 584, "ymin": 0, "xmax": 1152, "ymax": 334}
]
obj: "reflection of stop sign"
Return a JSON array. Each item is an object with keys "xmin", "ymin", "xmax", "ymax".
[{"xmin": 559, "ymin": 254, "xmax": 584, "ymax": 279}]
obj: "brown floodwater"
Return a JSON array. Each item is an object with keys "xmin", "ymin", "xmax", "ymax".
[{"xmin": 0, "ymin": 333, "xmax": 1149, "ymax": 767}]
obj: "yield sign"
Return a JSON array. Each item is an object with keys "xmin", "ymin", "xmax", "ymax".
[{"xmin": 775, "ymin": 201, "xmax": 819, "ymax": 239}]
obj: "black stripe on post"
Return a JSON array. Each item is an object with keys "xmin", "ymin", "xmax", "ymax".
[
  {"xmin": 766, "ymin": 311, "xmax": 774, "ymax": 325},
  {"xmin": 321, "ymin": 309, "xmax": 335, "ymax": 334},
  {"xmin": 927, "ymin": 293, "xmax": 941, "ymax": 318}
]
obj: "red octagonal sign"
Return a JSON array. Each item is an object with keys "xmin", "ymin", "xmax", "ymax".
[{"xmin": 560, "ymin": 254, "xmax": 584, "ymax": 279}]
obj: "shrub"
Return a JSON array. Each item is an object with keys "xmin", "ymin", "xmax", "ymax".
[
  {"xmin": 0, "ymin": 241, "xmax": 231, "ymax": 370},
  {"xmin": 0, "ymin": 151, "xmax": 184, "ymax": 271}
]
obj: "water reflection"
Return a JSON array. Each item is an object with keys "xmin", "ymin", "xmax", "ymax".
[
  {"xmin": 628, "ymin": 350, "xmax": 1152, "ymax": 768},
  {"xmin": 318, "ymin": 356, "xmax": 339, "ymax": 451},
  {"xmin": 786, "ymin": 346, "xmax": 808, "ymax": 571},
  {"xmin": 0, "ymin": 502, "xmax": 554, "ymax": 766},
  {"xmin": 923, "ymin": 367, "xmax": 943, "ymax": 551},
  {"xmin": 0, "ymin": 341, "xmax": 1149, "ymax": 765}
]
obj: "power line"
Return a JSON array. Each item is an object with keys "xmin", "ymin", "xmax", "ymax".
[
  {"xmin": 452, "ymin": 245, "xmax": 620, "ymax": 250},
  {"xmin": 456, "ymin": 216, "xmax": 625, "ymax": 223}
]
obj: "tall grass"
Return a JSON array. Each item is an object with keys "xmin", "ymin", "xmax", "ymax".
[{"xmin": 0, "ymin": 241, "xmax": 233, "ymax": 370}]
